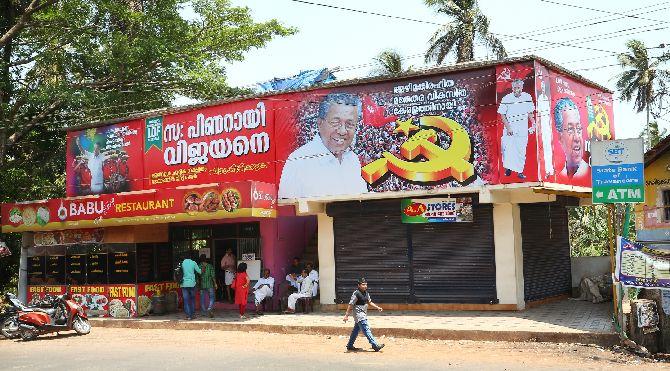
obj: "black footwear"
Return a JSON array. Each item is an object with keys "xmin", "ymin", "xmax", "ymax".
[
  {"xmin": 518, "ymin": 173, "xmax": 526, "ymax": 179},
  {"xmin": 373, "ymin": 344, "xmax": 385, "ymax": 352},
  {"xmin": 504, "ymin": 168, "xmax": 511, "ymax": 176},
  {"xmin": 346, "ymin": 346, "xmax": 363, "ymax": 352}
]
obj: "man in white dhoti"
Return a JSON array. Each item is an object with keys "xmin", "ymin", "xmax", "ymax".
[
  {"xmin": 306, "ymin": 264, "xmax": 319, "ymax": 297},
  {"xmin": 498, "ymin": 78, "xmax": 536, "ymax": 179},
  {"xmin": 253, "ymin": 269, "xmax": 275, "ymax": 314},
  {"xmin": 285, "ymin": 269, "xmax": 313, "ymax": 314},
  {"xmin": 536, "ymin": 77, "xmax": 554, "ymax": 178}
]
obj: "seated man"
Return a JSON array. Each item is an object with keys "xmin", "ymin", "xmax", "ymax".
[
  {"xmin": 253, "ymin": 268, "xmax": 275, "ymax": 314},
  {"xmin": 285, "ymin": 269, "xmax": 313, "ymax": 314},
  {"xmin": 306, "ymin": 263, "xmax": 319, "ymax": 298}
]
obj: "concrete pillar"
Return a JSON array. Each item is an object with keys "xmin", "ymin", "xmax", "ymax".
[
  {"xmin": 18, "ymin": 232, "xmax": 32, "ymax": 303},
  {"xmin": 317, "ymin": 213, "xmax": 336, "ymax": 305},
  {"xmin": 493, "ymin": 203, "xmax": 525, "ymax": 309}
]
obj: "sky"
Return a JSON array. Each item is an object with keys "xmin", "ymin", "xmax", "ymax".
[{"xmin": 204, "ymin": 0, "xmax": 669, "ymax": 140}]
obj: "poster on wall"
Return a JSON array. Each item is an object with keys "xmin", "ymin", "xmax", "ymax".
[
  {"xmin": 401, "ymin": 197, "xmax": 473, "ymax": 223},
  {"xmin": 495, "ymin": 62, "xmax": 538, "ymax": 183},
  {"xmin": 276, "ymin": 69, "xmax": 500, "ymax": 199},
  {"xmin": 66, "ymin": 121, "xmax": 144, "ymax": 197},
  {"xmin": 142, "ymin": 100, "xmax": 276, "ymax": 189},
  {"xmin": 534, "ymin": 62, "xmax": 614, "ymax": 187},
  {"xmin": 616, "ymin": 236, "xmax": 670, "ymax": 289},
  {"xmin": 26, "ymin": 285, "xmax": 67, "ymax": 307},
  {"xmin": 69, "ymin": 284, "xmax": 137, "ymax": 318},
  {"xmin": 137, "ymin": 282, "xmax": 180, "ymax": 316}
]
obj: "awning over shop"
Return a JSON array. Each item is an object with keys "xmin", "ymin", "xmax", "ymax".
[{"xmin": 1, "ymin": 181, "xmax": 276, "ymax": 233}]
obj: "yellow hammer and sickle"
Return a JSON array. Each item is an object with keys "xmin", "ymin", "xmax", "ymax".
[{"xmin": 361, "ymin": 116, "xmax": 474, "ymax": 184}]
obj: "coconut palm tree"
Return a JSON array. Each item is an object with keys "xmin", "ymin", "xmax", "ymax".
[
  {"xmin": 424, "ymin": 0, "xmax": 506, "ymax": 64},
  {"xmin": 616, "ymin": 39, "xmax": 670, "ymax": 149},
  {"xmin": 370, "ymin": 49, "xmax": 412, "ymax": 77}
]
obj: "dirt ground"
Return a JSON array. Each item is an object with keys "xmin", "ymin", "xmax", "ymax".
[{"xmin": 1, "ymin": 327, "xmax": 668, "ymax": 370}]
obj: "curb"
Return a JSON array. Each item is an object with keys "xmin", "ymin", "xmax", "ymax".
[{"xmin": 90, "ymin": 319, "xmax": 619, "ymax": 347}]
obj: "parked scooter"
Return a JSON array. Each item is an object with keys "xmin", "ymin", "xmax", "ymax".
[
  {"xmin": 17, "ymin": 292, "xmax": 90, "ymax": 341},
  {"xmin": 1, "ymin": 293, "xmax": 26, "ymax": 339}
]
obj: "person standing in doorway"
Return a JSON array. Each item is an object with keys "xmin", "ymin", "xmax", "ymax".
[
  {"xmin": 220, "ymin": 248, "xmax": 236, "ymax": 303},
  {"xmin": 343, "ymin": 278, "xmax": 385, "ymax": 352},
  {"xmin": 180, "ymin": 252, "xmax": 201, "ymax": 320},
  {"xmin": 231, "ymin": 262, "xmax": 250, "ymax": 319},
  {"xmin": 199, "ymin": 254, "xmax": 216, "ymax": 318}
]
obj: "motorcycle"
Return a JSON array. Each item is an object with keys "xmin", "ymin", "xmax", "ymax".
[
  {"xmin": 17, "ymin": 292, "xmax": 90, "ymax": 341},
  {"xmin": 1, "ymin": 293, "xmax": 29, "ymax": 339}
]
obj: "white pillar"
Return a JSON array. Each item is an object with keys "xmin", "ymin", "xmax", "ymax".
[
  {"xmin": 317, "ymin": 213, "xmax": 336, "ymax": 305},
  {"xmin": 493, "ymin": 203, "xmax": 525, "ymax": 309}
]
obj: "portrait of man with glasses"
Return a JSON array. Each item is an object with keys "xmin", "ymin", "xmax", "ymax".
[
  {"xmin": 554, "ymin": 97, "xmax": 589, "ymax": 179},
  {"xmin": 279, "ymin": 93, "xmax": 369, "ymax": 199}
]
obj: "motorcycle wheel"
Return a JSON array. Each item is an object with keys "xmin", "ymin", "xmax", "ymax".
[
  {"xmin": 19, "ymin": 327, "xmax": 37, "ymax": 341},
  {"xmin": 73, "ymin": 316, "xmax": 91, "ymax": 335},
  {"xmin": 1, "ymin": 316, "xmax": 19, "ymax": 339}
]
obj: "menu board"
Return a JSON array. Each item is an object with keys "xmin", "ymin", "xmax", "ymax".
[
  {"xmin": 156, "ymin": 243, "xmax": 173, "ymax": 281},
  {"xmin": 109, "ymin": 251, "xmax": 135, "ymax": 283},
  {"xmin": 45, "ymin": 255, "xmax": 65, "ymax": 284},
  {"xmin": 87, "ymin": 253, "xmax": 107, "ymax": 284},
  {"xmin": 28, "ymin": 256, "xmax": 45, "ymax": 284},
  {"xmin": 136, "ymin": 244, "xmax": 155, "ymax": 283},
  {"xmin": 67, "ymin": 254, "xmax": 86, "ymax": 285}
]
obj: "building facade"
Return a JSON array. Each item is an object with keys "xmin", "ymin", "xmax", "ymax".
[{"xmin": 1, "ymin": 56, "xmax": 615, "ymax": 314}]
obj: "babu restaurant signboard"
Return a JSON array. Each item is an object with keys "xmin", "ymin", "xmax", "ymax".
[
  {"xmin": 1, "ymin": 181, "xmax": 276, "ymax": 232},
  {"xmin": 401, "ymin": 198, "xmax": 473, "ymax": 223},
  {"xmin": 591, "ymin": 139, "xmax": 644, "ymax": 204}
]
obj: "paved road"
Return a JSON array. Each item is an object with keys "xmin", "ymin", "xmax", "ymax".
[{"xmin": 0, "ymin": 328, "xmax": 664, "ymax": 370}]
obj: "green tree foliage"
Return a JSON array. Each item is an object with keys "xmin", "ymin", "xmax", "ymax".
[
  {"xmin": 568, "ymin": 204, "xmax": 635, "ymax": 257},
  {"xmin": 616, "ymin": 39, "xmax": 670, "ymax": 150},
  {"xmin": 424, "ymin": 0, "xmax": 506, "ymax": 64},
  {"xmin": 0, "ymin": 0, "xmax": 295, "ymax": 292},
  {"xmin": 370, "ymin": 49, "xmax": 412, "ymax": 77},
  {"xmin": 639, "ymin": 121, "xmax": 667, "ymax": 149}
]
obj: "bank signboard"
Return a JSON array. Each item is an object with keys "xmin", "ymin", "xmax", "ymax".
[
  {"xmin": 401, "ymin": 197, "xmax": 473, "ymax": 223},
  {"xmin": 591, "ymin": 139, "xmax": 644, "ymax": 203}
]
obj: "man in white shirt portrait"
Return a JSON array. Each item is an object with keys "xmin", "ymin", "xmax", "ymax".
[
  {"xmin": 278, "ymin": 93, "xmax": 369, "ymax": 199},
  {"xmin": 253, "ymin": 268, "xmax": 275, "ymax": 315},
  {"xmin": 554, "ymin": 97, "xmax": 589, "ymax": 179},
  {"xmin": 497, "ymin": 78, "xmax": 536, "ymax": 180},
  {"xmin": 76, "ymin": 137, "xmax": 108, "ymax": 194}
]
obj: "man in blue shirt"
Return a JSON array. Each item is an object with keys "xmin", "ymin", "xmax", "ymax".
[{"xmin": 181, "ymin": 252, "xmax": 201, "ymax": 320}]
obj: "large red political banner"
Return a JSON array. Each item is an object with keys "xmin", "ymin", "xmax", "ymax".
[
  {"xmin": 274, "ymin": 68, "xmax": 501, "ymax": 199},
  {"xmin": 58, "ymin": 61, "xmax": 615, "ymax": 203},
  {"xmin": 534, "ymin": 62, "xmax": 615, "ymax": 187}
]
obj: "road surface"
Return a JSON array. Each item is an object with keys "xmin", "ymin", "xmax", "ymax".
[{"xmin": 0, "ymin": 328, "xmax": 666, "ymax": 370}]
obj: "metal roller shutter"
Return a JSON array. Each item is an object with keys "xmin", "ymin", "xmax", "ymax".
[
  {"xmin": 330, "ymin": 200, "xmax": 410, "ymax": 304},
  {"xmin": 521, "ymin": 198, "xmax": 577, "ymax": 301},
  {"xmin": 411, "ymin": 203, "xmax": 496, "ymax": 303}
]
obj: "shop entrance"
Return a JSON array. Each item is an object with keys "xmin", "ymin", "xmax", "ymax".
[{"xmin": 171, "ymin": 223, "xmax": 261, "ymax": 302}]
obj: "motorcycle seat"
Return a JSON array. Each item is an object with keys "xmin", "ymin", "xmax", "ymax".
[{"xmin": 33, "ymin": 308, "xmax": 56, "ymax": 316}]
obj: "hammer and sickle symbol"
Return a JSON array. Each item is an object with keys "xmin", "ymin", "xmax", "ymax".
[{"xmin": 361, "ymin": 116, "xmax": 474, "ymax": 184}]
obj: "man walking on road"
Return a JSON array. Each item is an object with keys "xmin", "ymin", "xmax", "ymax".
[{"xmin": 343, "ymin": 278, "xmax": 385, "ymax": 352}]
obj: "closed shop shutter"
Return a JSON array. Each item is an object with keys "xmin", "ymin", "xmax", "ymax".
[
  {"xmin": 520, "ymin": 198, "xmax": 577, "ymax": 301},
  {"xmin": 411, "ymin": 204, "xmax": 496, "ymax": 303},
  {"xmin": 330, "ymin": 200, "xmax": 410, "ymax": 303},
  {"xmin": 329, "ymin": 196, "xmax": 496, "ymax": 304}
]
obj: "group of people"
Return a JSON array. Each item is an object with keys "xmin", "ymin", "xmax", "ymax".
[{"xmin": 282, "ymin": 257, "xmax": 319, "ymax": 314}]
